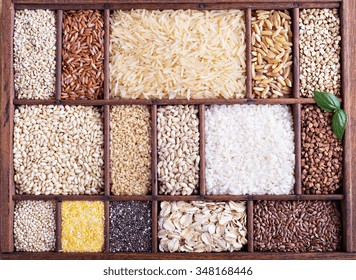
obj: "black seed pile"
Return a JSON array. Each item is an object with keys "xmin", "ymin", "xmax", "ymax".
[{"xmin": 110, "ymin": 201, "xmax": 152, "ymax": 252}]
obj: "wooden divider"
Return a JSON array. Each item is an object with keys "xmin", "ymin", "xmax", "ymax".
[
  {"xmin": 152, "ymin": 200, "xmax": 158, "ymax": 253},
  {"xmin": 340, "ymin": 0, "xmax": 353, "ymax": 252},
  {"xmin": 103, "ymin": 9, "xmax": 111, "ymax": 253},
  {"xmin": 293, "ymin": 104, "xmax": 302, "ymax": 195},
  {"xmin": 0, "ymin": 0, "xmax": 15, "ymax": 253},
  {"xmin": 13, "ymin": 97, "xmax": 326, "ymax": 106},
  {"xmin": 55, "ymin": 10, "xmax": 63, "ymax": 101},
  {"xmin": 55, "ymin": 200, "xmax": 62, "ymax": 252},
  {"xmin": 151, "ymin": 104, "xmax": 159, "ymax": 253},
  {"xmin": 245, "ymin": 8, "xmax": 252, "ymax": 99},
  {"xmin": 247, "ymin": 201, "xmax": 254, "ymax": 252},
  {"xmin": 103, "ymin": 9, "xmax": 110, "ymax": 100},
  {"xmin": 13, "ymin": 194, "xmax": 345, "ymax": 201},
  {"xmin": 151, "ymin": 105, "xmax": 158, "ymax": 196},
  {"xmin": 13, "ymin": 2, "xmax": 341, "ymax": 11},
  {"xmin": 104, "ymin": 201, "xmax": 110, "ymax": 253},
  {"xmin": 199, "ymin": 105, "xmax": 206, "ymax": 196},
  {"xmin": 292, "ymin": 7, "xmax": 300, "ymax": 99},
  {"xmin": 104, "ymin": 106, "xmax": 110, "ymax": 197}
]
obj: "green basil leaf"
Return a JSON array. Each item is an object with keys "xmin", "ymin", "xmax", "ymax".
[
  {"xmin": 313, "ymin": 91, "xmax": 341, "ymax": 112},
  {"xmin": 332, "ymin": 108, "xmax": 347, "ymax": 140}
]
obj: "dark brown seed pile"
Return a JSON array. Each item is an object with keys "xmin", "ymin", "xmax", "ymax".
[
  {"xmin": 301, "ymin": 105, "xmax": 343, "ymax": 194},
  {"xmin": 254, "ymin": 200, "xmax": 342, "ymax": 252},
  {"xmin": 62, "ymin": 10, "xmax": 104, "ymax": 100},
  {"xmin": 110, "ymin": 201, "xmax": 152, "ymax": 252}
]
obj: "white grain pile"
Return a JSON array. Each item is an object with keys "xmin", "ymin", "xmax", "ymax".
[
  {"xmin": 14, "ymin": 10, "xmax": 56, "ymax": 99},
  {"xmin": 14, "ymin": 200, "xmax": 56, "ymax": 252},
  {"xmin": 205, "ymin": 104, "xmax": 295, "ymax": 195},
  {"xmin": 14, "ymin": 105, "xmax": 104, "ymax": 195},
  {"xmin": 110, "ymin": 9, "xmax": 246, "ymax": 99}
]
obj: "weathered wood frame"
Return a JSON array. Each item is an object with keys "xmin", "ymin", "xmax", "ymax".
[{"xmin": 1, "ymin": 0, "xmax": 355, "ymax": 260}]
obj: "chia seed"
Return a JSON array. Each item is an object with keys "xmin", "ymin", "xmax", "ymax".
[{"xmin": 109, "ymin": 201, "xmax": 152, "ymax": 252}]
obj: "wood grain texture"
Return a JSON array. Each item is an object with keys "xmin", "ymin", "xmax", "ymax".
[
  {"xmin": 55, "ymin": 10, "xmax": 62, "ymax": 101},
  {"xmin": 104, "ymin": 106, "xmax": 110, "ymax": 196},
  {"xmin": 12, "ymin": 0, "xmax": 342, "ymax": 3},
  {"xmin": 247, "ymin": 201, "xmax": 254, "ymax": 252},
  {"xmin": 0, "ymin": 0, "xmax": 14, "ymax": 253},
  {"xmin": 1, "ymin": 251, "xmax": 356, "ymax": 260},
  {"xmin": 156, "ymin": 195, "xmax": 344, "ymax": 201},
  {"xmin": 151, "ymin": 105, "xmax": 158, "ymax": 196},
  {"xmin": 13, "ymin": 195, "xmax": 154, "ymax": 201},
  {"xmin": 198, "ymin": 105, "xmax": 206, "ymax": 196},
  {"xmin": 13, "ymin": 98, "xmax": 324, "ymax": 106},
  {"xmin": 341, "ymin": 0, "xmax": 354, "ymax": 253},
  {"xmin": 293, "ymin": 104, "xmax": 302, "ymax": 195},
  {"xmin": 152, "ymin": 200, "xmax": 158, "ymax": 253},
  {"xmin": 103, "ymin": 9, "xmax": 110, "ymax": 100},
  {"xmin": 349, "ymin": 0, "xmax": 356, "ymax": 253},
  {"xmin": 104, "ymin": 201, "xmax": 110, "ymax": 253},
  {"xmin": 56, "ymin": 201, "xmax": 62, "ymax": 252},
  {"xmin": 245, "ymin": 8, "xmax": 252, "ymax": 99},
  {"xmin": 14, "ymin": 2, "xmax": 341, "ymax": 10},
  {"xmin": 12, "ymin": 194, "xmax": 344, "ymax": 201},
  {"xmin": 292, "ymin": 8, "xmax": 300, "ymax": 99}
]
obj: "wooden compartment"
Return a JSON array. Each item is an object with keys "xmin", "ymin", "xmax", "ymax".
[{"xmin": 1, "ymin": 0, "xmax": 355, "ymax": 260}]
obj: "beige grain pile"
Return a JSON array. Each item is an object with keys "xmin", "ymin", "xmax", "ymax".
[
  {"xmin": 110, "ymin": 9, "xmax": 246, "ymax": 99},
  {"xmin": 110, "ymin": 106, "xmax": 152, "ymax": 195},
  {"xmin": 299, "ymin": 9, "xmax": 341, "ymax": 97},
  {"xmin": 14, "ymin": 10, "xmax": 56, "ymax": 99},
  {"xmin": 157, "ymin": 105, "xmax": 200, "ymax": 195},
  {"xmin": 14, "ymin": 105, "xmax": 104, "ymax": 195},
  {"xmin": 158, "ymin": 201, "xmax": 247, "ymax": 252}
]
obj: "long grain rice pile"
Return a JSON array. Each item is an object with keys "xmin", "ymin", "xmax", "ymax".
[
  {"xmin": 110, "ymin": 9, "xmax": 246, "ymax": 99},
  {"xmin": 205, "ymin": 104, "xmax": 295, "ymax": 195}
]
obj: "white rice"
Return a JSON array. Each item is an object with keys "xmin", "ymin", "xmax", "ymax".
[
  {"xmin": 110, "ymin": 9, "xmax": 246, "ymax": 99},
  {"xmin": 205, "ymin": 104, "xmax": 295, "ymax": 195}
]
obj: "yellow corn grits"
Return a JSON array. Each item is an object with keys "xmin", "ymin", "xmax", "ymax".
[{"xmin": 61, "ymin": 201, "xmax": 104, "ymax": 252}]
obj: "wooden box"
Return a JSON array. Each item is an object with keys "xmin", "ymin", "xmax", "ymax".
[{"xmin": 1, "ymin": 0, "xmax": 355, "ymax": 260}]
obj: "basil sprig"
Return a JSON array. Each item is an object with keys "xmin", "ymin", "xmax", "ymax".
[{"xmin": 313, "ymin": 91, "xmax": 347, "ymax": 140}]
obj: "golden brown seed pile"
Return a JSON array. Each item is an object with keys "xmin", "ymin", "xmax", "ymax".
[
  {"xmin": 254, "ymin": 201, "xmax": 342, "ymax": 252},
  {"xmin": 110, "ymin": 106, "xmax": 152, "ymax": 195},
  {"xmin": 62, "ymin": 10, "xmax": 104, "ymax": 100},
  {"xmin": 252, "ymin": 10, "xmax": 293, "ymax": 98},
  {"xmin": 301, "ymin": 105, "xmax": 343, "ymax": 194}
]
